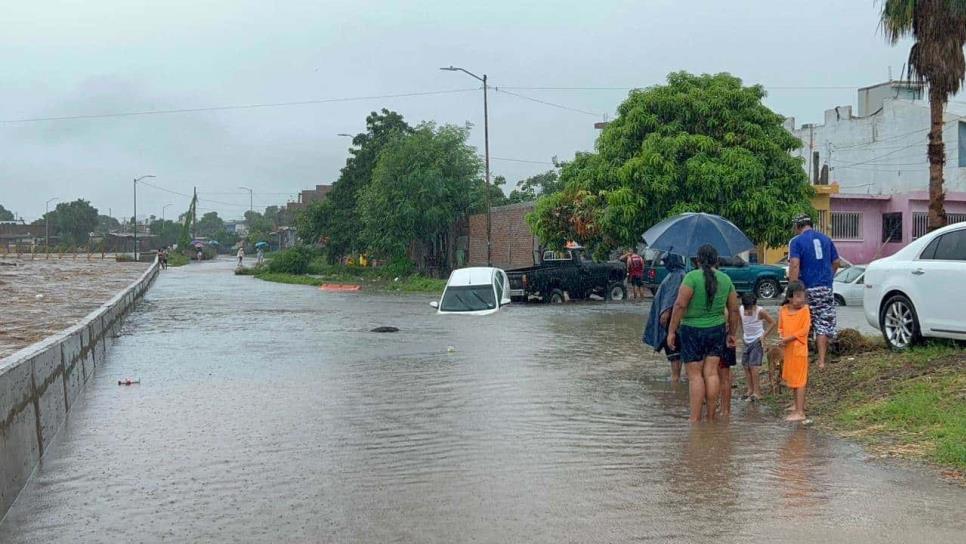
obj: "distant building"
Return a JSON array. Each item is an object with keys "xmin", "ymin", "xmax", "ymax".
[
  {"xmin": 286, "ymin": 184, "xmax": 333, "ymax": 212},
  {"xmin": 0, "ymin": 223, "xmax": 42, "ymax": 251},
  {"xmin": 779, "ymin": 80, "xmax": 966, "ymax": 264}
]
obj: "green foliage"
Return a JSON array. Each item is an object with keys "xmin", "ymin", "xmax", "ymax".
[
  {"xmin": 166, "ymin": 253, "xmax": 189, "ymax": 267},
  {"xmin": 178, "ymin": 193, "xmax": 197, "ymax": 250},
  {"xmin": 244, "ymin": 210, "xmax": 273, "ymax": 244},
  {"xmin": 529, "ymin": 72, "xmax": 814, "ymax": 253},
  {"xmin": 96, "ymin": 214, "xmax": 120, "ymax": 234},
  {"xmin": 357, "ymin": 122, "xmax": 482, "ymax": 262},
  {"xmin": 267, "ymin": 246, "xmax": 313, "ymax": 274},
  {"xmin": 196, "ymin": 211, "xmax": 226, "ymax": 238},
  {"xmin": 41, "ymin": 199, "xmax": 100, "ymax": 246},
  {"xmin": 149, "ymin": 219, "xmax": 181, "ymax": 247},
  {"xmin": 0, "ymin": 204, "xmax": 15, "ymax": 221},
  {"xmin": 507, "ymin": 169, "xmax": 564, "ymax": 203}
]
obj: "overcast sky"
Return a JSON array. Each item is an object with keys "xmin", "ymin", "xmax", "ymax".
[{"xmin": 0, "ymin": 0, "xmax": 914, "ymax": 221}]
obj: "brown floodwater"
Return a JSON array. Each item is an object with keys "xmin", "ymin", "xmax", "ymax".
[
  {"xmin": 0, "ymin": 259, "xmax": 962, "ymax": 543},
  {"xmin": 0, "ymin": 256, "xmax": 149, "ymax": 358}
]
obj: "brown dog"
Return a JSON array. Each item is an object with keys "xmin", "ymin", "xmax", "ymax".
[{"xmin": 766, "ymin": 345, "xmax": 783, "ymax": 394}]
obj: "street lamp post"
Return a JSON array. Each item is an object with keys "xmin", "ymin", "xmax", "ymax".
[
  {"xmin": 162, "ymin": 203, "xmax": 173, "ymax": 223},
  {"xmin": 239, "ymin": 186, "xmax": 253, "ymax": 214},
  {"xmin": 440, "ymin": 65, "xmax": 491, "ymax": 266},
  {"xmin": 133, "ymin": 175, "xmax": 156, "ymax": 261},
  {"xmin": 44, "ymin": 197, "xmax": 58, "ymax": 251}
]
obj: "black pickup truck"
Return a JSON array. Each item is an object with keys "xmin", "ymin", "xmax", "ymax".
[{"xmin": 506, "ymin": 247, "xmax": 627, "ymax": 303}]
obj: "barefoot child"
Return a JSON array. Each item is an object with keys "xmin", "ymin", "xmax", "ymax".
[
  {"xmin": 779, "ymin": 281, "xmax": 811, "ymax": 422},
  {"xmin": 738, "ymin": 292, "xmax": 775, "ymax": 402}
]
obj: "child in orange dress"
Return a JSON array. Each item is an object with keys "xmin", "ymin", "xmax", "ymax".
[{"xmin": 779, "ymin": 281, "xmax": 811, "ymax": 422}]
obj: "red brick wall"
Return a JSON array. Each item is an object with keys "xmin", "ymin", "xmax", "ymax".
[{"xmin": 467, "ymin": 202, "xmax": 539, "ymax": 269}]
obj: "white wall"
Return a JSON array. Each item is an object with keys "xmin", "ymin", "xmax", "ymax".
[{"xmin": 784, "ymin": 98, "xmax": 966, "ymax": 195}]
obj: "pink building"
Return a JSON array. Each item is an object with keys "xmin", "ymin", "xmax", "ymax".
[{"xmin": 829, "ymin": 191, "xmax": 966, "ymax": 264}]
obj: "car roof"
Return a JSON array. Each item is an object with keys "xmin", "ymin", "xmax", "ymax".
[{"xmin": 446, "ymin": 267, "xmax": 498, "ymax": 286}]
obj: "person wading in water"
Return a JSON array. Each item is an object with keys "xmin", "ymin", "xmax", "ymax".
[{"xmin": 666, "ymin": 244, "xmax": 740, "ymax": 422}]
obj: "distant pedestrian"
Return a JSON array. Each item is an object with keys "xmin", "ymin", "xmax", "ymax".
[
  {"xmin": 160, "ymin": 247, "xmax": 168, "ymax": 270},
  {"xmin": 788, "ymin": 214, "xmax": 840, "ymax": 370},
  {"xmin": 736, "ymin": 292, "xmax": 775, "ymax": 402},
  {"xmin": 237, "ymin": 247, "xmax": 245, "ymax": 267},
  {"xmin": 256, "ymin": 248, "xmax": 264, "ymax": 265},
  {"xmin": 666, "ymin": 244, "xmax": 740, "ymax": 422},
  {"xmin": 196, "ymin": 249, "xmax": 203, "ymax": 262},
  {"xmin": 779, "ymin": 281, "xmax": 811, "ymax": 422},
  {"xmin": 621, "ymin": 248, "xmax": 646, "ymax": 300},
  {"xmin": 643, "ymin": 253, "xmax": 687, "ymax": 383}
]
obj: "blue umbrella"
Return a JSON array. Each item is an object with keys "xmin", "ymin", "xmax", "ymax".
[
  {"xmin": 642, "ymin": 213, "xmax": 753, "ymax": 258},
  {"xmin": 254, "ymin": 241, "xmax": 268, "ymax": 248}
]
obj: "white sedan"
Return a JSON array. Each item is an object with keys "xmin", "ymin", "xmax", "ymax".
[
  {"xmin": 864, "ymin": 221, "xmax": 966, "ymax": 349},
  {"xmin": 431, "ymin": 267, "xmax": 511, "ymax": 316},
  {"xmin": 833, "ymin": 265, "xmax": 866, "ymax": 306}
]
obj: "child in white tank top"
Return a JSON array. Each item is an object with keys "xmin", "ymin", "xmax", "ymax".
[{"xmin": 738, "ymin": 292, "xmax": 775, "ymax": 401}]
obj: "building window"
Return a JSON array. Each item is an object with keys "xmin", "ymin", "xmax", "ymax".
[
  {"xmin": 882, "ymin": 212, "xmax": 903, "ymax": 243},
  {"xmin": 913, "ymin": 211, "xmax": 966, "ymax": 238},
  {"xmin": 830, "ymin": 211, "xmax": 862, "ymax": 240}
]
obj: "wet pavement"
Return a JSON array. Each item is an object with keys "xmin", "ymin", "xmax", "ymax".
[
  {"xmin": 1, "ymin": 259, "xmax": 962, "ymax": 543},
  {"xmin": 0, "ymin": 257, "xmax": 150, "ymax": 358}
]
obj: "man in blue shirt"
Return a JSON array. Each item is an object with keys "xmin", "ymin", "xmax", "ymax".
[{"xmin": 788, "ymin": 214, "xmax": 841, "ymax": 370}]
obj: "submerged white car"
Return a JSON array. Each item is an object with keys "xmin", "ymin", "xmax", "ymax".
[
  {"xmin": 833, "ymin": 265, "xmax": 866, "ymax": 306},
  {"xmin": 431, "ymin": 267, "xmax": 511, "ymax": 316},
  {"xmin": 864, "ymin": 221, "xmax": 966, "ymax": 349}
]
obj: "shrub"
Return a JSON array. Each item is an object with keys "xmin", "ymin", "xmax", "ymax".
[
  {"xmin": 267, "ymin": 246, "xmax": 312, "ymax": 275},
  {"xmin": 383, "ymin": 257, "xmax": 414, "ymax": 278}
]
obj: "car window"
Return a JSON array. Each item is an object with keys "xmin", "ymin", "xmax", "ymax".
[
  {"xmin": 440, "ymin": 285, "xmax": 497, "ymax": 312},
  {"xmin": 856, "ymin": 273, "xmax": 864, "ymax": 285},
  {"xmin": 494, "ymin": 273, "xmax": 505, "ymax": 301},
  {"xmin": 543, "ymin": 250, "xmax": 572, "ymax": 261},
  {"xmin": 932, "ymin": 229, "xmax": 966, "ymax": 261},
  {"xmin": 835, "ymin": 267, "xmax": 863, "ymax": 283}
]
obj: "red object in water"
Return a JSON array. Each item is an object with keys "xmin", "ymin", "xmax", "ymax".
[
  {"xmin": 320, "ymin": 284, "xmax": 361, "ymax": 292},
  {"xmin": 117, "ymin": 378, "xmax": 141, "ymax": 386}
]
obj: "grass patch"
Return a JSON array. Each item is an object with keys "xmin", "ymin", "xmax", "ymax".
[
  {"xmin": 252, "ymin": 272, "xmax": 325, "ymax": 286},
  {"xmin": 762, "ymin": 337, "xmax": 966, "ymax": 474},
  {"xmin": 242, "ymin": 260, "xmax": 446, "ymax": 294}
]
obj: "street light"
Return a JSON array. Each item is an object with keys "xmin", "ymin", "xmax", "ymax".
[
  {"xmin": 44, "ymin": 197, "xmax": 58, "ymax": 250},
  {"xmin": 133, "ymin": 175, "xmax": 156, "ymax": 261},
  {"xmin": 238, "ymin": 186, "xmax": 253, "ymax": 213},
  {"xmin": 440, "ymin": 65, "xmax": 492, "ymax": 266},
  {"xmin": 161, "ymin": 203, "xmax": 173, "ymax": 222}
]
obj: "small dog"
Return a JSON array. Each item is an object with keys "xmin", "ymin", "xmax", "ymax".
[{"xmin": 766, "ymin": 345, "xmax": 783, "ymax": 394}]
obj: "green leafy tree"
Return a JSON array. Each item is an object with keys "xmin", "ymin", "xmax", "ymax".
[
  {"xmin": 96, "ymin": 215, "xmax": 120, "ymax": 234},
  {"xmin": 881, "ymin": 0, "xmax": 966, "ymax": 231},
  {"xmin": 298, "ymin": 109, "xmax": 412, "ymax": 259},
  {"xmin": 0, "ymin": 204, "xmax": 14, "ymax": 221},
  {"xmin": 196, "ymin": 211, "xmax": 226, "ymax": 238},
  {"xmin": 507, "ymin": 170, "xmax": 563, "ymax": 203},
  {"xmin": 42, "ymin": 199, "xmax": 99, "ymax": 246},
  {"xmin": 149, "ymin": 219, "xmax": 181, "ymax": 247},
  {"xmin": 528, "ymin": 72, "xmax": 813, "ymax": 256},
  {"xmin": 357, "ymin": 122, "xmax": 482, "ymax": 269},
  {"xmin": 244, "ymin": 210, "xmax": 273, "ymax": 244}
]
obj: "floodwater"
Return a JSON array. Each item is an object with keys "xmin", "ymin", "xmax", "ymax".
[
  {"xmin": 0, "ymin": 256, "xmax": 149, "ymax": 358},
  {"xmin": 1, "ymin": 259, "xmax": 962, "ymax": 543}
]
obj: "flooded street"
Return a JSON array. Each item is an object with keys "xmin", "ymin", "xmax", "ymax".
[
  {"xmin": 1, "ymin": 259, "xmax": 962, "ymax": 543},
  {"xmin": 0, "ymin": 257, "xmax": 149, "ymax": 358}
]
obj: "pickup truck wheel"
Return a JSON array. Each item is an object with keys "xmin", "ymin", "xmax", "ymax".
[
  {"xmin": 755, "ymin": 278, "xmax": 780, "ymax": 300},
  {"xmin": 607, "ymin": 282, "xmax": 627, "ymax": 301},
  {"xmin": 547, "ymin": 289, "xmax": 565, "ymax": 304}
]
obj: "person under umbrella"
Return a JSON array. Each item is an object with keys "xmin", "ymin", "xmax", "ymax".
[
  {"xmin": 666, "ymin": 244, "xmax": 741, "ymax": 422},
  {"xmin": 642, "ymin": 253, "xmax": 687, "ymax": 383}
]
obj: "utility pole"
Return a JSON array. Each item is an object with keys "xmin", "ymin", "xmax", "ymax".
[
  {"xmin": 239, "ymin": 186, "xmax": 253, "ymax": 214},
  {"xmin": 132, "ymin": 175, "xmax": 156, "ymax": 261},
  {"xmin": 45, "ymin": 197, "xmax": 58, "ymax": 250},
  {"xmin": 440, "ymin": 65, "xmax": 492, "ymax": 266}
]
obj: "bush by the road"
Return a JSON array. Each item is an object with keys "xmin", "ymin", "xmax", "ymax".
[{"xmin": 267, "ymin": 246, "xmax": 313, "ymax": 275}]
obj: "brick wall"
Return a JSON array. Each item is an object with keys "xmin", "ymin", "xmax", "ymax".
[{"xmin": 467, "ymin": 202, "xmax": 539, "ymax": 269}]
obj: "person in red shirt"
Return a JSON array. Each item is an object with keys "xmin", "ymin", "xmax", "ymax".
[{"xmin": 621, "ymin": 248, "xmax": 646, "ymax": 300}]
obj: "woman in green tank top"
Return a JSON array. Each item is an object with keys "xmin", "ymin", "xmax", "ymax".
[{"xmin": 666, "ymin": 245, "xmax": 740, "ymax": 422}]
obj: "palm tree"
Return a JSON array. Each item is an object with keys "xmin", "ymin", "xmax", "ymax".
[{"xmin": 881, "ymin": 0, "xmax": 966, "ymax": 231}]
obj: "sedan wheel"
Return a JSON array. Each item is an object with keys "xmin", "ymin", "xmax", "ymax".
[{"xmin": 880, "ymin": 295, "xmax": 920, "ymax": 350}]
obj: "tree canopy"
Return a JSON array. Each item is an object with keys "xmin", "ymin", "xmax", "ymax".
[
  {"xmin": 196, "ymin": 211, "xmax": 226, "ymax": 238},
  {"xmin": 35, "ymin": 199, "xmax": 100, "ymax": 246},
  {"xmin": 0, "ymin": 204, "xmax": 14, "ymax": 221},
  {"xmin": 357, "ymin": 122, "xmax": 482, "ymax": 263},
  {"xmin": 528, "ymin": 72, "xmax": 813, "ymax": 255},
  {"xmin": 506, "ymin": 169, "xmax": 564, "ymax": 204}
]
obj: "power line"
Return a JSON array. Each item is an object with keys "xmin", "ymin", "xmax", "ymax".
[
  {"xmin": 494, "ymin": 88, "xmax": 601, "ymax": 117},
  {"xmin": 0, "ymin": 88, "xmax": 479, "ymax": 124},
  {"xmin": 492, "ymin": 156, "xmax": 555, "ymax": 165}
]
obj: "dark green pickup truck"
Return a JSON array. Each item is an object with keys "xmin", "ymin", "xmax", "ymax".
[{"xmin": 642, "ymin": 253, "xmax": 787, "ymax": 299}]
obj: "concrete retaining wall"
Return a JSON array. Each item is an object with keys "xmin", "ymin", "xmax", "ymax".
[{"xmin": 0, "ymin": 259, "xmax": 159, "ymax": 519}]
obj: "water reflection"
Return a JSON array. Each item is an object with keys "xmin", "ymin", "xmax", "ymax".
[{"xmin": 0, "ymin": 260, "xmax": 962, "ymax": 543}]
